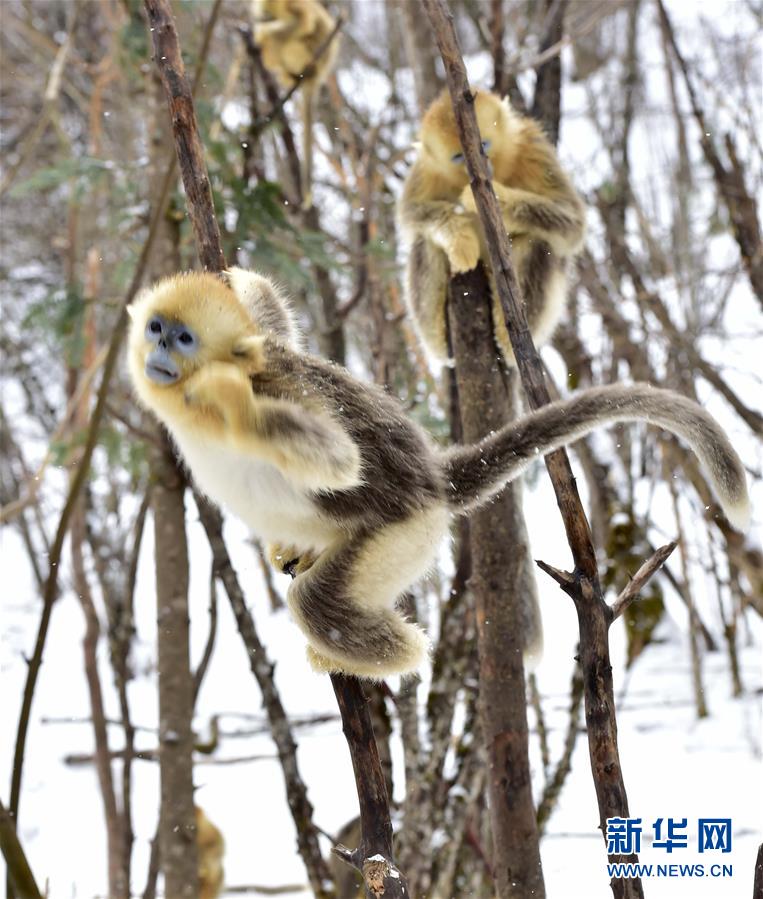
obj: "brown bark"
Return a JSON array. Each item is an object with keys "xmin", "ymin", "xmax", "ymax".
[
  {"xmin": 530, "ymin": 0, "xmax": 567, "ymax": 144},
  {"xmin": 753, "ymin": 842, "xmax": 763, "ymax": 899},
  {"xmin": 72, "ymin": 499, "xmax": 127, "ymax": 898},
  {"xmin": 0, "ymin": 798, "xmax": 42, "ymax": 899},
  {"xmin": 489, "ymin": 0, "xmax": 506, "ymax": 96},
  {"xmin": 448, "ymin": 265, "xmax": 545, "ymax": 899},
  {"xmin": 151, "ymin": 441, "xmax": 199, "ymax": 898},
  {"xmin": 331, "ymin": 676, "xmax": 410, "ymax": 898},
  {"xmin": 144, "ymin": 0, "xmax": 226, "ymax": 272},
  {"xmin": 145, "ymin": 36, "xmax": 199, "ymax": 895}
]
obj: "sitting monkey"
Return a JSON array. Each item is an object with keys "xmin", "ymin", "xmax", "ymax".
[
  {"xmin": 127, "ymin": 269, "xmax": 749, "ymax": 679},
  {"xmin": 398, "ymin": 88, "xmax": 585, "ymax": 367}
]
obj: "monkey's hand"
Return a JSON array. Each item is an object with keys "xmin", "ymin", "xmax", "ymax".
[
  {"xmin": 459, "ymin": 183, "xmax": 523, "ymax": 233},
  {"xmin": 433, "ymin": 216, "xmax": 481, "ymax": 274},
  {"xmin": 458, "ymin": 185, "xmax": 478, "ymax": 214},
  {"xmin": 185, "ymin": 363, "xmax": 362, "ymax": 490},
  {"xmin": 231, "ymin": 335, "xmax": 267, "ymax": 374},
  {"xmin": 183, "ymin": 362, "xmax": 251, "ymax": 422},
  {"xmin": 267, "ymin": 543, "xmax": 318, "ymax": 577}
]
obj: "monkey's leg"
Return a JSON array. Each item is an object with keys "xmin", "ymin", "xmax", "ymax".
[
  {"xmin": 404, "ymin": 237, "xmax": 451, "ymax": 364},
  {"xmin": 281, "ymin": 38, "xmax": 315, "ymax": 78},
  {"xmin": 288, "ymin": 510, "xmax": 446, "ymax": 678},
  {"xmin": 489, "ymin": 238, "xmax": 568, "ymax": 365}
]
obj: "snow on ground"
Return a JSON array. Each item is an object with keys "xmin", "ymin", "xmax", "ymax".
[{"xmin": 1, "ymin": 463, "xmax": 760, "ymax": 898}]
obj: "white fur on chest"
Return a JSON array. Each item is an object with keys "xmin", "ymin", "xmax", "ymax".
[{"xmin": 170, "ymin": 427, "xmax": 340, "ymax": 550}]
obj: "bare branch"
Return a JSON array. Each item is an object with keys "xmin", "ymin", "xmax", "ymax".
[
  {"xmin": 611, "ymin": 541, "xmax": 678, "ymax": 621},
  {"xmin": 657, "ymin": 0, "xmax": 763, "ymax": 309},
  {"xmin": 0, "ymin": 798, "xmax": 42, "ymax": 899},
  {"xmin": 331, "ymin": 675, "xmax": 410, "ymax": 898},
  {"xmin": 144, "ymin": 0, "xmax": 226, "ymax": 272}
]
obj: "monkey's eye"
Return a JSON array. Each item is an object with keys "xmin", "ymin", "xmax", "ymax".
[
  {"xmin": 174, "ymin": 327, "xmax": 198, "ymax": 355},
  {"xmin": 146, "ymin": 317, "xmax": 163, "ymax": 339},
  {"xmin": 451, "ymin": 151, "xmax": 464, "ymax": 163}
]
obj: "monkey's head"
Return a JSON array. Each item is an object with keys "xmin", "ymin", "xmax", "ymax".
[
  {"xmin": 127, "ymin": 270, "xmax": 268, "ymax": 401},
  {"xmin": 419, "ymin": 88, "xmax": 515, "ymax": 183}
]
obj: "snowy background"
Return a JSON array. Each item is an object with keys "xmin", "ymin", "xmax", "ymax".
[{"xmin": 1, "ymin": 0, "xmax": 761, "ymax": 896}]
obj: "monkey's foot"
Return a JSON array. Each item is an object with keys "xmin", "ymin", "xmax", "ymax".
[
  {"xmin": 304, "ymin": 621, "xmax": 430, "ymax": 681},
  {"xmin": 267, "ymin": 543, "xmax": 317, "ymax": 577}
]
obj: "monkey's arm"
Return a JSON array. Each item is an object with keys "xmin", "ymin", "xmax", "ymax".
[
  {"xmin": 255, "ymin": 20, "xmax": 292, "ymax": 36},
  {"xmin": 460, "ymin": 182, "xmax": 585, "ymax": 254},
  {"xmin": 400, "ymin": 172, "xmax": 481, "ymax": 273},
  {"xmin": 183, "ymin": 359, "xmax": 361, "ymax": 491}
]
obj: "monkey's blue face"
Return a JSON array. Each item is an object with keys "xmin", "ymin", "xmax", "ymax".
[{"xmin": 144, "ymin": 314, "xmax": 198, "ymax": 385}]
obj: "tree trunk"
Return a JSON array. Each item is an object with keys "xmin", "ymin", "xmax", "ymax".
[
  {"xmin": 147, "ymin": 63, "xmax": 199, "ymax": 896},
  {"xmin": 152, "ymin": 443, "xmax": 199, "ymax": 898},
  {"xmin": 448, "ymin": 265, "xmax": 545, "ymax": 899}
]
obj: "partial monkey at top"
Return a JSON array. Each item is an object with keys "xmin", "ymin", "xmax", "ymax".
[
  {"xmin": 398, "ymin": 88, "xmax": 586, "ymax": 368},
  {"xmin": 252, "ymin": 0, "xmax": 342, "ymax": 205}
]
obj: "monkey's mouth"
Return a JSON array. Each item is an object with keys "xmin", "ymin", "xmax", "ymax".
[{"xmin": 145, "ymin": 359, "xmax": 180, "ymax": 385}]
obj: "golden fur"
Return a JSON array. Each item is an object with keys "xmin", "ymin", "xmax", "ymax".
[
  {"xmin": 399, "ymin": 89, "xmax": 585, "ymax": 366},
  {"xmin": 127, "ymin": 269, "xmax": 750, "ymax": 679},
  {"xmin": 196, "ymin": 806, "xmax": 224, "ymax": 899}
]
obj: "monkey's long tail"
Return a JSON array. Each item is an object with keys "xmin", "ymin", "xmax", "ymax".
[{"xmin": 441, "ymin": 383, "xmax": 750, "ymax": 530}]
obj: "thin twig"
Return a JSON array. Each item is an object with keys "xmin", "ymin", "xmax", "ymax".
[
  {"xmin": 0, "ymin": 798, "xmax": 42, "ymax": 899},
  {"xmin": 193, "ymin": 565, "xmax": 219, "ymax": 705},
  {"xmin": 611, "ymin": 541, "xmax": 677, "ymax": 620},
  {"xmin": 144, "ymin": 0, "xmax": 226, "ymax": 272}
]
